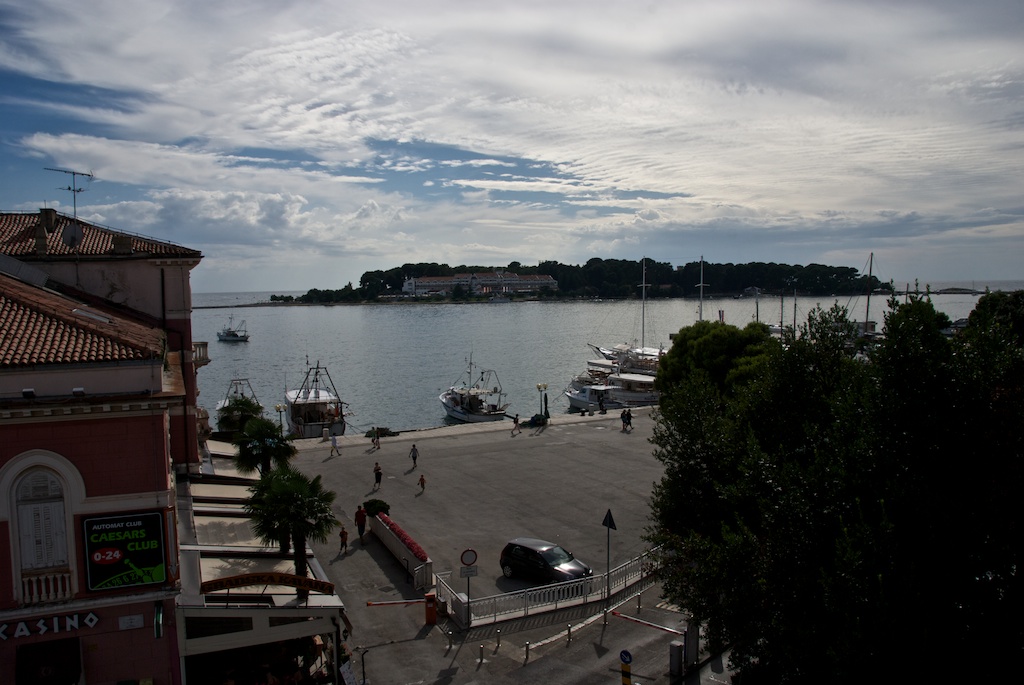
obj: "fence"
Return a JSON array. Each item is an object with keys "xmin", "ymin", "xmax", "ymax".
[
  {"xmin": 368, "ymin": 515, "xmax": 433, "ymax": 590},
  {"xmin": 435, "ymin": 548, "xmax": 658, "ymax": 629}
]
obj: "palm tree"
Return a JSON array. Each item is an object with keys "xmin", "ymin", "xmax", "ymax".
[
  {"xmin": 233, "ymin": 416, "xmax": 296, "ymax": 476},
  {"xmin": 217, "ymin": 394, "xmax": 263, "ymax": 434},
  {"xmin": 245, "ymin": 467, "xmax": 338, "ymax": 597}
]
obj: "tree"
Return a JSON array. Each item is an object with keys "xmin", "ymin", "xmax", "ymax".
[
  {"xmin": 233, "ymin": 417, "xmax": 297, "ymax": 476},
  {"xmin": 647, "ymin": 296, "xmax": 1023, "ymax": 681},
  {"xmin": 245, "ymin": 467, "xmax": 339, "ymax": 597},
  {"xmin": 216, "ymin": 394, "xmax": 263, "ymax": 435}
]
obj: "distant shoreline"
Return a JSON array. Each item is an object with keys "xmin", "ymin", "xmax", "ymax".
[{"xmin": 193, "ymin": 286, "xmax": 999, "ymax": 310}]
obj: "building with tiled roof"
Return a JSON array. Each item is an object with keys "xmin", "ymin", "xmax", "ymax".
[
  {"xmin": 1, "ymin": 209, "xmax": 346, "ymax": 685},
  {"xmin": 402, "ymin": 270, "xmax": 558, "ymax": 297}
]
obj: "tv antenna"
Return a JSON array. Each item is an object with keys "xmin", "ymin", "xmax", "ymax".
[{"xmin": 45, "ymin": 167, "xmax": 93, "ymax": 221}]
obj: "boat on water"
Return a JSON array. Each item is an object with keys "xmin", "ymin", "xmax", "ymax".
[
  {"xmin": 565, "ymin": 258, "xmax": 663, "ymax": 412},
  {"xmin": 284, "ymin": 362, "xmax": 347, "ymax": 439},
  {"xmin": 214, "ymin": 379, "xmax": 263, "ymax": 432},
  {"xmin": 565, "ymin": 371, "xmax": 659, "ymax": 411},
  {"xmin": 440, "ymin": 356, "xmax": 510, "ymax": 423},
  {"xmin": 217, "ymin": 315, "xmax": 250, "ymax": 342}
]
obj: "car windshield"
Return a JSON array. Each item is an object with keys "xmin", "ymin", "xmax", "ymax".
[{"xmin": 540, "ymin": 546, "xmax": 572, "ymax": 565}]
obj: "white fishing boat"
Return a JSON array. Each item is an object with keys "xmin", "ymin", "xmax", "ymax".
[
  {"xmin": 564, "ymin": 371, "xmax": 659, "ymax": 411},
  {"xmin": 440, "ymin": 355, "xmax": 510, "ymax": 423},
  {"xmin": 217, "ymin": 315, "xmax": 250, "ymax": 342},
  {"xmin": 284, "ymin": 362, "xmax": 347, "ymax": 438},
  {"xmin": 214, "ymin": 378, "xmax": 263, "ymax": 432}
]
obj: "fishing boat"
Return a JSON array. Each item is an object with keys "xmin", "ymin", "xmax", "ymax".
[
  {"xmin": 214, "ymin": 379, "xmax": 263, "ymax": 433},
  {"xmin": 284, "ymin": 362, "xmax": 347, "ymax": 438},
  {"xmin": 564, "ymin": 371, "xmax": 659, "ymax": 412},
  {"xmin": 217, "ymin": 315, "xmax": 250, "ymax": 342},
  {"xmin": 440, "ymin": 355, "xmax": 510, "ymax": 423}
]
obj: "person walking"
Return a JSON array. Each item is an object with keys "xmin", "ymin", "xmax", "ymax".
[
  {"xmin": 620, "ymin": 409, "xmax": 628, "ymax": 432},
  {"xmin": 330, "ymin": 433, "xmax": 341, "ymax": 457},
  {"xmin": 338, "ymin": 525, "xmax": 349, "ymax": 554},
  {"xmin": 511, "ymin": 413, "xmax": 521, "ymax": 436},
  {"xmin": 354, "ymin": 505, "xmax": 367, "ymax": 544},
  {"xmin": 418, "ymin": 474, "xmax": 426, "ymax": 492},
  {"xmin": 409, "ymin": 444, "xmax": 419, "ymax": 467},
  {"xmin": 373, "ymin": 462, "xmax": 382, "ymax": 489},
  {"xmin": 625, "ymin": 408, "xmax": 633, "ymax": 433}
]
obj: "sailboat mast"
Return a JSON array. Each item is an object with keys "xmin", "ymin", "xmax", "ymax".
[
  {"xmin": 696, "ymin": 256, "xmax": 708, "ymax": 322},
  {"xmin": 865, "ymin": 252, "xmax": 873, "ymax": 332},
  {"xmin": 641, "ymin": 258, "xmax": 646, "ymax": 349}
]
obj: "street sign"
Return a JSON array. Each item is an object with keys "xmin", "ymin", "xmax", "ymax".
[
  {"xmin": 460, "ymin": 565, "xmax": 478, "ymax": 578},
  {"xmin": 603, "ymin": 509, "xmax": 617, "ymax": 530},
  {"xmin": 620, "ymin": 649, "xmax": 633, "ymax": 664},
  {"xmin": 461, "ymin": 548, "xmax": 478, "ymax": 566}
]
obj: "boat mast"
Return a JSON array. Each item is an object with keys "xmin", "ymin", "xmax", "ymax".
[
  {"xmin": 696, "ymin": 256, "xmax": 708, "ymax": 322},
  {"xmin": 865, "ymin": 252, "xmax": 873, "ymax": 332},
  {"xmin": 640, "ymin": 258, "xmax": 647, "ymax": 349}
]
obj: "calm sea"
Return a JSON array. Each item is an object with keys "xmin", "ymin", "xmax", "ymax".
[{"xmin": 192, "ymin": 281, "xmax": 1023, "ymax": 434}]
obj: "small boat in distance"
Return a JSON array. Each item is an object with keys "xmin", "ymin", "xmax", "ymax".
[
  {"xmin": 285, "ymin": 361, "xmax": 347, "ymax": 439},
  {"xmin": 440, "ymin": 355, "xmax": 510, "ymax": 423},
  {"xmin": 214, "ymin": 379, "xmax": 263, "ymax": 433},
  {"xmin": 217, "ymin": 315, "xmax": 250, "ymax": 342}
]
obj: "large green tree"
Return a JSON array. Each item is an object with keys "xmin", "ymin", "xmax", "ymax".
[
  {"xmin": 647, "ymin": 295, "xmax": 1023, "ymax": 682},
  {"xmin": 245, "ymin": 467, "xmax": 339, "ymax": 597}
]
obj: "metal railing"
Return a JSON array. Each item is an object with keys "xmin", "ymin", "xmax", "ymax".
[{"xmin": 436, "ymin": 548, "xmax": 658, "ymax": 629}]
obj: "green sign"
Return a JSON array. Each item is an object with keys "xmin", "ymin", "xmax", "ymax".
[{"xmin": 83, "ymin": 512, "xmax": 166, "ymax": 590}]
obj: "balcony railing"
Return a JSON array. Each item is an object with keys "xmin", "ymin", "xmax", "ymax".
[
  {"xmin": 21, "ymin": 568, "xmax": 73, "ymax": 604},
  {"xmin": 193, "ymin": 341, "xmax": 210, "ymax": 368}
]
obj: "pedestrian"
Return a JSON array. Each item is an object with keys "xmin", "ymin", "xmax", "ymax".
[
  {"xmin": 373, "ymin": 461, "xmax": 382, "ymax": 489},
  {"xmin": 330, "ymin": 433, "xmax": 340, "ymax": 457},
  {"xmin": 598, "ymin": 396, "xmax": 605, "ymax": 414},
  {"xmin": 625, "ymin": 408, "xmax": 633, "ymax": 433},
  {"xmin": 418, "ymin": 474, "xmax": 426, "ymax": 492},
  {"xmin": 511, "ymin": 413, "xmax": 521, "ymax": 436},
  {"xmin": 620, "ymin": 409, "xmax": 628, "ymax": 432},
  {"xmin": 354, "ymin": 505, "xmax": 367, "ymax": 543},
  {"xmin": 372, "ymin": 427, "xmax": 381, "ymax": 450},
  {"xmin": 409, "ymin": 444, "xmax": 419, "ymax": 467},
  {"xmin": 338, "ymin": 525, "xmax": 349, "ymax": 554}
]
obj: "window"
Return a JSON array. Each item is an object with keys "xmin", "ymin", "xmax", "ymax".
[{"xmin": 16, "ymin": 470, "xmax": 69, "ymax": 570}]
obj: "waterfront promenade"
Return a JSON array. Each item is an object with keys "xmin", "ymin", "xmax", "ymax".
[{"xmin": 277, "ymin": 408, "xmax": 732, "ymax": 684}]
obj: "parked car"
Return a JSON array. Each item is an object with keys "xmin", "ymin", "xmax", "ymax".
[{"xmin": 499, "ymin": 537, "xmax": 593, "ymax": 582}]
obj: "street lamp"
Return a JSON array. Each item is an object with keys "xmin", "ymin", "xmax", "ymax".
[
  {"xmin": 536, "ymin": 383, "xmax": 548, "ymax": 416},
  {"xmin": 274, "ymin": 403, "xmax": 285, "ymax": 431}
]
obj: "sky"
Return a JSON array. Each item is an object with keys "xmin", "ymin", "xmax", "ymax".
[{"xmin": 1, "ymin": 1, "xmax": 1022, "ymax": 293}]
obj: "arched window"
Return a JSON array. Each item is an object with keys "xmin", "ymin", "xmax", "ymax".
[{"xmin": 16, "ymin": 469, "xmax": 69, "ymax": 570}]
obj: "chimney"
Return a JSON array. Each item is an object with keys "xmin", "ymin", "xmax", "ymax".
[
  {"xmin": 39, "ymin": 208, "xmax": 58, "ymax": 233},
  {"xmin": 112, "ymin": 235, "xmax": 133, "ymax": 255}
]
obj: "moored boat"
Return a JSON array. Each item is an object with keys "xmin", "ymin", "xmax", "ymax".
[
  {"xmin": 285, "ymin": 362, "xmax": 347, "ymax": 438},
  {"xmin": 217, "ymin": 315, "xmax": 250, "ymax": 342},
  {"xmin": 214, "ymin": 379, "xmax": 263, "ymax": 432},
  {"xmin": 440, "ymin": 355, "xmax": 510, "ymax": 423}
]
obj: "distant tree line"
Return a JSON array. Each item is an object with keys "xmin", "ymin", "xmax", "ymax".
[{"xmin": 270, "ymin": 259, "xmax": 893, "ymax": 303}]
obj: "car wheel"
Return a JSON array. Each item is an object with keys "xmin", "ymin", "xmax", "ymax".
[{"xmin": 502, "ymin": 564, "xmax": 514, "ymax": 578}]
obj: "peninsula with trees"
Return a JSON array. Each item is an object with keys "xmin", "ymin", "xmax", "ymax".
[{"xmin": 271, "ymin": 258, "xmax": 892, "ymax": 304}]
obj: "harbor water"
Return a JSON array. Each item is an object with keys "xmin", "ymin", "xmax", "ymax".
[{"xmin": 193, "ymin": 283, "xmax": 1019, "ymax": 434}]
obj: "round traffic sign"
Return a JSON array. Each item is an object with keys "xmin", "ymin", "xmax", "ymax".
[
  {"xmin": 461, "ymin": 548, "xmax": 478, "ymax": 566},
  {"xmin": 620, "ymin": 649, "xmax": 633, "ymax": 664}
]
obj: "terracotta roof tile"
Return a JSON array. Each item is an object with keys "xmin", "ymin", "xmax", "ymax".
[
  {"xmin": 0, "ymin": 210, "xmax": 201, "ymax": 260},
  {"xmin": 0, "ymin": 272, "xmax": 165, "ymax": 368}
]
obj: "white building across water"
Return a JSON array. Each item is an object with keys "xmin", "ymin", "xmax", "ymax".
[{"xmin": 402, "ymin": 271, "xmax": 557, "ymax": 297}]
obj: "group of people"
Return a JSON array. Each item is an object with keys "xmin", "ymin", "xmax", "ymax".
[{"xmin": 620, "ymin": 408, "xmax": 633, "ymax": 432}]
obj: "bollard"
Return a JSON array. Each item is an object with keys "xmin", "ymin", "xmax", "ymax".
[
  {"xmin": 637, "ymin": 591, "xmax": 642, "ymax": 613},
  {"xmin": 479, "ymin": 644, "xmax": 484, "ymax": 662},
  {"xmin": 567, "ymin": 624, "xmax": 572, "ymax": 643},
  {"xmin": 447, "ymin": 631, "xmax": 453, "ymax": 651},
  {"xmin": 496, "ymin": 629, "xmax": 501, "ymax": 649},
  {"xmin": 525, "ymin": 641, "xmax": 530, "ymax": 662},
  {"xmin": 603, "ymin": 608, "xmax": 609, "ymax": 625}
]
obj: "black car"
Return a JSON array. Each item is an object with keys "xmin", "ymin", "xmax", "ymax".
[{"xmin": 499, "ymin": 537, "xmax": 593, "ymax": 582}]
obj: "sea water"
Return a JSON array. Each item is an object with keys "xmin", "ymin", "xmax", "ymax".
[{"xmin": 192, "ymin": 282, "xmax": 1021, "ymax": 434}]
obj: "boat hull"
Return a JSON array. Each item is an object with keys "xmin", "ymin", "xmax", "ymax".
[{"xmin": 439, "ymin": 391, "xmax": 508, "ymax": 423}]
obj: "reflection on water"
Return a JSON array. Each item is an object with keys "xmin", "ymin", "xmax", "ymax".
[{"xmin": 192, "ymin": 287, "xmax": 1006, "ymax": 433}]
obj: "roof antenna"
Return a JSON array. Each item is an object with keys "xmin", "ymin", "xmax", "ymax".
[{"xmin": 45, "ymin": 167, "xmax": 93, "ymax": 222}]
